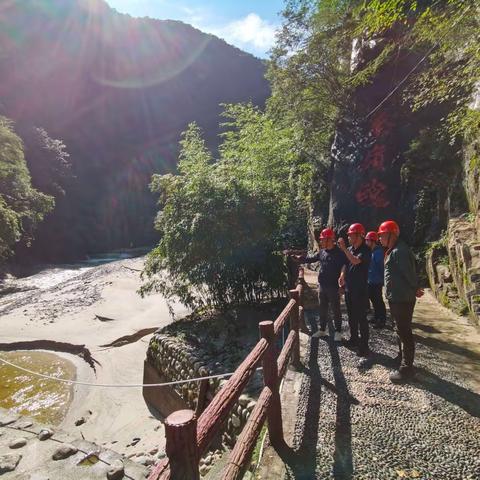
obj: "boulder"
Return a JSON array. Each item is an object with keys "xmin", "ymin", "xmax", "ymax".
[
  {"xmin": 9, "ymin": 437, "xmax": 28, "ymax": 449},
  {"xmin": 107, "ymin": 459, "xmax": 125, "ymax": 480},
  {"xmin": 52, "ymin": 443, "xmax": 78, "ymax": 460},
  {"xmin": 0, "ymin": 453, "xmax": 22, "ymax": 474}
]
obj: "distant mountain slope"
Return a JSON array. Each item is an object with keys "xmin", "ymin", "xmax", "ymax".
[{"xmin": 0, "ymin": 0, "xmax": 270, "ymax": 260}]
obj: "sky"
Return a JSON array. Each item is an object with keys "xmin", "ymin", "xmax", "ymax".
[{"xmin": 106, "ymin": 0, "xmax": 286, "ymax": 58}]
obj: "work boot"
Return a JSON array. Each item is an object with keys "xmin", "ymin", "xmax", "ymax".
[
  {"xmin": 357, "ymin": 356, "xmax": 372, "ymax": 369},
  {"xmin": 342, "ymin": 338, "xmax": 358, "ymax": 350},
  {"xmin": 356, "ymin": 348, "xmax": 370, "ymax": 358},
  {"xmin": 312, "ymin": 328, "xmax": 328, "ymax": 338},
  {"xmin": 390, "ymin": 366, "xmax": 415, "ymax": 383}
]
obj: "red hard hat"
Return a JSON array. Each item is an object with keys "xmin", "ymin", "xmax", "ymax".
[
  {"xmin": 365, "ymin": 231, "xmax": 378, "ymax": 241},
  {"xmin": 319, "ymin": 228, "xmax": 335, "ymax": 240},
  {"xmin": 378, "ymin": 220, "xmax": 400, "ymax": 235},
  {"xmin": 347, "ymin": 223, "xmax": 365, "ymax": 235}
]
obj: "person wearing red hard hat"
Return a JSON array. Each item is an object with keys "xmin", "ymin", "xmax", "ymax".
[
  {"xmin": 337, "ymin": 223, "xmax": 371, "ymax": 359},
  {"xmin": 292, "ymin": 227, "xmax": 347, "ymax": 340},
  {"xmin": 378, "ymin": 220, "xmax": 424, "ymax": 383},
  {"xmin": 365, "ymin": 231, "xmax": 387, "ymax": 329}
]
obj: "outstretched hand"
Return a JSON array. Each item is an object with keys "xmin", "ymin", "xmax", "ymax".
[{"xmin": 284, "ymin": 250, "xmax": 303, "ymax": 262}]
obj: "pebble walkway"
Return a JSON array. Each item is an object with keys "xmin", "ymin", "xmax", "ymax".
[{"xmin": 284, "ymin": 306, "xmax": 480, "ymax": 480}]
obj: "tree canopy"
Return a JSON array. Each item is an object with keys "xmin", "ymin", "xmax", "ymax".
[
  {"xmin": 140, "ymin": 107, "xmax": 311, "ymax": 310},
  {"xmin": 0, "ymin": 117, "xmax": 54, "ymax": 258}
]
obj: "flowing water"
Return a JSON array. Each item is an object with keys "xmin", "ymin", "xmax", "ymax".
[
  {"xmin": 0, "ymin": 351, "xmax": 76, "ymax": 425},
  {"xmin": 0, "ymin": 248, "xmax": 149, "ymax": 312}
]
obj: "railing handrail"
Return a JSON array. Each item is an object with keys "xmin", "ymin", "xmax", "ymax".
[{"xmin": 149, "ymin": 267, "xmax": 305, "ymax": 480}]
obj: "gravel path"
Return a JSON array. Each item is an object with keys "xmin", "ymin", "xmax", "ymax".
[{"xmin": 285, "ymin": 310, "xmax": 480, "ymax": 480}]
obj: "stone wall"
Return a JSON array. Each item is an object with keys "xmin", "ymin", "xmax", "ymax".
[
  {"xmin": 426, "ymin": 241, "xmax": 459, "ymax": 311},
  {"xmin": 427, "ymin": 214, "xmax": 480, "ymax": 325},
  {"xmin": 463, "ymin": 129, "xmax": 480, "ymax": 216},
  {"xmin": 427, "ymin": 107, "xmax": 480, "ymax": 325},
  {"xmin": 145, "ymin": 332, "xmax": 259, "ymax": 477},
  {"xmin": 447, "ymin": 215, "xmax": 480, "ymax": 324}
]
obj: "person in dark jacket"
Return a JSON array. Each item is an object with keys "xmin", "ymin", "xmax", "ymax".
[
  {"xmin": 338, "ymin": 223, "xmax": 371, "ymax": 358},
  {"xmin": 296, "ymin": 228, "xmax": 347, "ymax": 341},
  {"xmin": 378, "ymin": 220, "xmax": 424, "ymax": 382},
  {"xmin": 365, "ymin": 231, "xmax": 387, "ymax": 329}
]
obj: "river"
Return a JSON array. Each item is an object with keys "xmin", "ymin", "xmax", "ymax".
[
  {"xmin": 0, "ymin": 248, "xmax": 149, "ymax": 424},
  {"xmin": 0, "ymin": 249, "xmax": 148, "ymax": 313}
]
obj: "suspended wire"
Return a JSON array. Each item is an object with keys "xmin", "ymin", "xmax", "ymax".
[
  {"xmin": 365, "ymin": 3, "xmax": 473, "ymax": 119},
  {"xmin": 0, "ymin": 355, "xmax": 262, "ymax": 389}
]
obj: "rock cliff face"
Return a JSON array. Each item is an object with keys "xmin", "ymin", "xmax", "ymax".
[
  {"xmin": 322, "ymin": 37, "xmax": 479, "ymax": 324},
  {"xmin": 427, "ymin": 100, "xmax": 480, "ymax": 325},
  {"xmin": 325, "ymin": 39, "xmax": 452, "ymax": 244},
  {"xmin": 327, "ymin": 109, "xmax": 410, "ymax": 235},
  {"xmin": 448, "ymin": 215, "xmax": 480, "ymax": 321}
]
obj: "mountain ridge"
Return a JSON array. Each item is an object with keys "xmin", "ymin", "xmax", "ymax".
[{"xmin": 0, "ymin": 0, "xmax": 270, "ymax": 261}]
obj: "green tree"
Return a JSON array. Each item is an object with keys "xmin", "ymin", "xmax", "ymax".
[
  {"xmin": 141, "ymin": 123, "xmax": 285, "ymax": 309},
  {"xmin": 0, "ymin": 116, "xmax": 54, "ymax": 258},
  {"xmin": 219, "ymin": 103, "xmax": 311, "ymax": 244},
  {"xmin": 357, "ymin": 0, "xmax": 480, "ymax": 139},
  {"xmin": 271, "ymin": 0, "xmax": 479, "ymax": 234},
  {"xmin": 22, "ymin": 126, "xmax": 72, "ymax": 198},
  {"xmin": 267, "ymin": 0, "xmax": 363, "ymax": 224},
  {"xmin": 141, "ymin": 111, "xmax": 309, "ymax": 310}
]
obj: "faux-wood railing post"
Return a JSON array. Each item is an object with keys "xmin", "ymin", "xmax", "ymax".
[
  {"xmin": 259, "ymin": 320, "xmax": 283, "ymax": 447},
  {"xmin": 164, "ymin": 409, "xmax": 200, "ymax": 480},
  {"xmin": 288, "ymin": 289, "xmax": 300, "ymax": 367}
]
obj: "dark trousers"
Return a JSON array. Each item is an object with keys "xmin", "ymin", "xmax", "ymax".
[
  {"xmin": 389, "ymin": 301, "xmax": 416, "ymax": 368},
  {"xmin": 318, "ymin": 286, "xmax": 342, "ymax": 331},
  {"xmin": 368, "ymin": 284, "xmax": 386, "ymax": 323},
  {"xmin": 345, "ymin": 292, "xmax": 369, "ymax": 352}
]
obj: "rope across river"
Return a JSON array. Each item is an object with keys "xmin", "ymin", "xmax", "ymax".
[{"xmin": 0, "ymin": 355, "xmax": 262, "ymax": 388}]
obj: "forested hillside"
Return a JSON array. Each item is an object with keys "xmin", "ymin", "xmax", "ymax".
[{"xmin": 0, "ymin": 0, "xmax": 269, "ymax": 261}]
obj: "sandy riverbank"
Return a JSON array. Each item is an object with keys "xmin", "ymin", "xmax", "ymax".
[{"xmin": 0, "ymin": 256, "xmax": 190, "ymax": 459}]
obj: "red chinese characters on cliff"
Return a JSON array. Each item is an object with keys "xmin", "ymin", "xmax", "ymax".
[
  {"xmin": 355, "ymin": 111, "xmax": 393, "ymax": 208},
  {"xmin": 370, "ymin": 111, "xmax": 394, "ymax": 139},
  {"xmin": 359, "ymin": 144, "xmax": 386, "ymax": 171},
  {"xmin": 355, "ymin": 178, "xmax": 390, "ymax": 208}
]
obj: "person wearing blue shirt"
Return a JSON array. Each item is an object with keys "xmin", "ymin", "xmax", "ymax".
[{"xmin": 365, "ymin": 231, "xmax": 387, "ymax": 329}]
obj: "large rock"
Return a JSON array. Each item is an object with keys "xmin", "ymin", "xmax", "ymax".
[
  {"xmin": 52, "ymin": 444, "xmax": 78, "ymax": 460},
  {"xmin": 107, "ymin": 459, "xmax": 125, "ymax": 480},
  {"xmin": 0, "ymin": 453, "xmax": 22, "ymax": 473},
  {"xmin": 0, "ymin": 412, "xmax": 19, "ymax": 427},
  {"xmin": 447, "ymin": 215, "xmax": 480, "ymax": 323}
]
